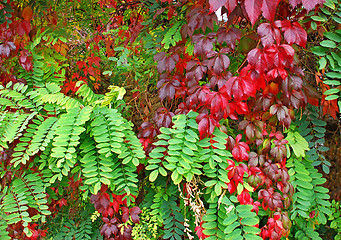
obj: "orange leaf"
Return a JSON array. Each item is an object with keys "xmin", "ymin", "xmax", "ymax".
[{"xmin": 22, "ymin": 6, "xmax": 33, "ymax": 22}]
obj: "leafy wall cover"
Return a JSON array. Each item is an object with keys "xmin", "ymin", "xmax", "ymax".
[{"xmin": 0, "ymin": 0, "xmax": 340, "ymax": 240}]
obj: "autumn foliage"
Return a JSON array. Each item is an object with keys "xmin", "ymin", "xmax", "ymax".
[{"xmin": 0, "ymin": 0, "xmax": 340, "ymax": 239}]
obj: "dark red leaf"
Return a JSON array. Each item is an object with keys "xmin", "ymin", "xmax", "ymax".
[
  {"xmin": 138, "ymin": 122, "xmax": 159, "ymax": 139},
  {"xmin": 302, "ymin": 0, "xmax": 325, "ymax": 11},
  {"xmin": 192, "ymin": 33, "xmax": 216, "ymax": 56},
  {"xmin": 130, "ymin": 207, "xmax": 142, "ymax": 224},
  {"xmin": 206, "ymin": 49, "xmax": 230, "ymax": 75},
  {"xmin": 90, "ymin": 190, "xmax": 110, "ymax": 213},
  {"xmin": 270, "ymin": 103, "xmax": 291, "ymax": 128},
  {"xmin": 100, "ymin": 220, "xmax": 118, "ymax": 239},
  {"xmin": 154, "ymin": 52, "xmax": 179, "ymax": 73},
  {"xmin": 0, "ymin": 41, "xmax": 15, "ymax": 57},
  {"xmin": 187, "ymin": 8, "xmax": 217, "ymax": 34},
  {"xmin": 119, "ymin": 225, "xmax": 132, "ymax": 240},
  {"xmin": 217, "ymin": 27, "xmax": 241, "ymax": 49},
  {"xmin": 157, "ymin": 74, "xmax": 181, "ymax": 101},
  {"xmin": 258, "ymin": 187, "xmax": 283, "ymax": 210},
  {"xmin": 186, "ymin": 59, "xmax": 208, "ymax": 82},
  {"xmin": 121, "ymin": 206, "xmax": 130, "ymax": 223},
  {"xmin": 17, "ymin": 20, "xmax": 31, "ymax": 36},
  {"xmin": 257, "ymin": 23, "xmax": 281, "ymax": 47},
  {"xmin": 225, "ymin": 0, "xmax": 238, "ymax": 13},
  {"xmin": 210, "ymin": 71, "xmax": 231, "ymax": 89},
  {"xmin": 209, "ymin": 0, "xmax": 228, "ymax": 13},
  {"xmin": 244, "ymin": 0, "xmax": 262, "ymax": 26},
  {"xmin": 19, "ymin": 50, "xmax": 33, "ymax": 71},
  {"xmin": 186, "ymin": 86, "xmax": 210, "ymax": 109},
  {"xmin": 153, "ymin": 107, "xmax": 174, "ymax": 128},
  {"xmin": 261, "ymin": 0, "xmax": 279, "ymax": 22}
]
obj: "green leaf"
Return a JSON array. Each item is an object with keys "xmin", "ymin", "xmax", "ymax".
[
  {"xmin": 149, "ymin": 169, "xmax": 159, "ymax": 182},
  {"xmin": 325, "ymin": 72, "xmax": 341, "ymax": 78},
  {"xmin": 311, "ymin": 46, "xmax": 328, "ymax": 56},
  {"xmin": 320, "ymin": 40, "xmax": 337, "ymax": 48},
  {"xmin": 223, "ymin": 212, "xmax": 238, "ymax": 226},
  {"xmin": 311, "ymin": 16, "xmax": 327, "ymax": 22},
  {"xmin": 318, "ymin": 57, "xmax": 327, "ymax": 70},
  {"xmin": 240, "ymin": 217, "xmax": 259, "ymax": 226}
]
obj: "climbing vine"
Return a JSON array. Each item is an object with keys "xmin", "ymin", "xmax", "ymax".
[{"xmin": 0, "ymin": 0, "xmax": 340, "ymax": 239}]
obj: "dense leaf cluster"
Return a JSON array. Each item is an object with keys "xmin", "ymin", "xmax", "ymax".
[{"xmin": 0, "ymin": 0, "xmax": 340, "ymax": 240}]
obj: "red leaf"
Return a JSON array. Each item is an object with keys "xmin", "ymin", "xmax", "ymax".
[
  {"xmin": 277, "ymin": 20, "xmax": 307, "ymax": 47},
  {"xmin": 157, "ymin": 74, "xmax": 181, "ymax": 101},
  {"xmin": 244, "ymin": 0, "xmax": 262, "ymax": 26},
  {"xmin": 247, "ymin": 48, "xmax": 268, "ymax": 74},
  {"xmin": 217, "ymin": 27, "xmax": 241, "ymax": 49},
  {"xmin": 225, "ymin": 75, "xmax": 255, "ymax": 101},
  {"xmin": 258, "ymin": 23, "xmax": 281, "ymax": 47},
  {"xmin": 153, "ymin": 107, "xmax": 174, "ymax": 128},
  {"xmin": 289, "ymin": 0, "xmax": 302, "ymax": 8},
  {"xmin": 192, "ymin": 33, "xmax": 216, "ymax": 56},
  {"xmin": 225, "ymin": 0, "xmax": 238, "ymax": 13},
  {"xmin": 17, "ymin": 20, "xmax": 31, "ymax": 36},
  {"xmin": 302, "ymin": 0, "xmax": 325, "ymax": 11},
  {"xmin": 130, "ymin": 207, "xmax": 142, "ymax": 224},
  {"xmin": 209, "ymin": 0, "xmax": 228, "ymax": 13},
  {"xmin": 206, "ymin": 48, "xmax": 230, "ymax": 75},
  {"xmin": 76, "ymin": 61, "xmax": 87, "ymax": 70},
  {"xmin": 196, "ymin": 113, "xmax": 218, "ymax": 139},
  {"xmin": 88, "ymin": 54, "xmax": 101, "ymax": 67},
  {"xmin": 261, "ymin": 0, "xmax": 279, "ymax": 22},
  {"xmin": 232, "ymin": 134, "xmax": 250, "ymax": 162},
  {"xmin": 121, "ymin": 207, "xmax": 130, "ymax": 223},
  {"xmin": 206, "ymin": 87, "xmax": 230, "ymax": 114},
  {"xmin": 195, "ymin": 222, "xmax": 208, "ymax": 240}
]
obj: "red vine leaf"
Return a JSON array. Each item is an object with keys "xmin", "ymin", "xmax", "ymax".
[
  {"xmin": 17, "ymin": 20, "xmax": 31, "ymax": 36},
  {"xmin": 244, "ymin": 0, "xmax": 262, "ymax": 26},
  {"xmin": 225, "ymin": 75, "xmax": 255, "ymax": 101},
  {"xmin": 217, "ymin": 27, "xmax": 241, "ymax": 49},
  {"xmin": 100, "ymin": 217, "xmax": 118, "ymax": 239},
  {"xmin": 209, "ymin": 0, "xmax": 228, "ymax": 13},
  {"xmin": 206, "ymin": 48, "xmax": 230, "ymax": 75},
  {"xmin": 157, "ymin": 74, "xmax": 181, "ymax": 101},
  {"xmin": 193, "ymin": 33, "xmax": 216, "ymax": 56},
  {"xmin": 232, "ymin": 134, "xmax": 250, "ymax": 162},
  {"xmin": 130, "ymin": 206, "xmax": 142, "ymax": 224},
  {"xmin": 257, "ymin": 23, "xmax": 281, "ymax": 47},
  {"xmin": 275, "ymin": 20, "xmax": 307, "ymax": 47},
  {"xmin": 261, "ymin": 0, "xmax": 279, "ymax": 22}
]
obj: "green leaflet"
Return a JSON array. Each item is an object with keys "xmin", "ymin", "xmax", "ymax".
[
  {"xmin": 0, "ymin": 173, "xmax": 50, "ymax": 237},
  {"xmin": 161, "ymin": 20, "xmax": 184, "ymax": 49},
  {"xmin": 147, "ymin": 112, "xmax": 231, "ymax": 198},
  {"xmin": 286, "ymin": 125, "xmax": 309, "ymax": 158},
  {"xmin": 51, "ymin": 106, "xmax": 92, "ymax": 175},
  {"xmin": 202, "ymin": 196, "xmax": 260, "ymax": 240}
]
